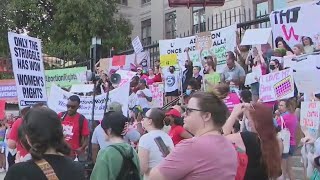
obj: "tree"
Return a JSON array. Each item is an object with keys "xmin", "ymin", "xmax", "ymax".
[{"xmin": 3, "ymin": 0, "xmax": 132, "ymax": 61}]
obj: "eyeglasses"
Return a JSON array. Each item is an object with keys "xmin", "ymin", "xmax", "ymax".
[
  {"xmin": 185, "ymin": 107, "xmax": 204, "ymax": 116},
  {"xmin": 67, "ymin": 105, "xmax": 77, "ymax": 109},
  {"xmin": 142, "ymin": 114, "xmax": 152, "ymax": 119}
]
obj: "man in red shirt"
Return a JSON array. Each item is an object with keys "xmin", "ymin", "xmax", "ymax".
[
  {"xmin": 58, "ymin": 95, "xmax": 89, "ymax": 158},
  {"xmin": 164, "ymin": 108, "xmax": 193, "ymax": 145}
]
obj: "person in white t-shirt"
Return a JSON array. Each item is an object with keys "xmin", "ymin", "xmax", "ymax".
[
  {"xmin": 136, "ymin": 79, "xmax": 153, "ymax": 114},
  {"xmin": 138, "ymin": 108, "xmax": 174, "ymax": 179},
  {"xmin": 163, "ymin": 66, "xmax": 180, "ymax": 104}
]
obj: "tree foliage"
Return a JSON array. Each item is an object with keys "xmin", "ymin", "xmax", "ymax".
[{"xmin": 1, "ymin": 0, "xmax": 132, "ymax": 60}]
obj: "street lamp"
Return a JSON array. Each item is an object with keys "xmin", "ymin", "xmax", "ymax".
[{"xmin": 91, "ymin": 36, "xmax": 102, "ymax": 46}]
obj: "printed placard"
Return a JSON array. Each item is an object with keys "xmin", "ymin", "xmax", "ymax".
[
  {"xmin": 160, "ymin": 54, "xmax": 178, "ymax": 67},
  {"xmin": 301, "ymin": 102, "xmax": 320, "ymax": 139},
  {"xmin": 8, "ymin": 32, "xmax": 47, "ymax": 108},
  {"xmin": 259, "ymin": 69, "xmax": 294, "ymax": 102}
]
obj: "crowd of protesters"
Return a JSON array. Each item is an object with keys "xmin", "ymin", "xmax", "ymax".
[{"xmin": 0, "ymin": 34, "xmax": 319, "ymax": 180}]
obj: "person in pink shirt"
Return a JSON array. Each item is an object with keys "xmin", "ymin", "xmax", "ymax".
[
  {"xmin": 149, "ymin": 91, "xmax": 237, "ymax": 180},
  {"xmin": 276, "ymin": 99, "xmax": 298, "ymax": 180}
]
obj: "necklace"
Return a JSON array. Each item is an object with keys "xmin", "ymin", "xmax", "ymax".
[{"xmin": 197, "ymin": 129, "xmax": 221, "ymax": 137}]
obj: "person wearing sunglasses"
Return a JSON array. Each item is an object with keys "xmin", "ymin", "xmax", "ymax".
[
  {"xmin": 149, "ymin": 91, "xmax": 237, "ymax": 180},
  {"xmin": 58, "ymin": 95, "xmax": 90, "ymax": 160}
]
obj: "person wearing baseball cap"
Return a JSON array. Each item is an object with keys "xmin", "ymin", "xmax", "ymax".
[
  {"xmin": 164, "ymin": 108, "xmax": 193, "ymax": 145},
  {"xmin": 91, "ymin": 102, "xmax": 141, "ymax": 163}
]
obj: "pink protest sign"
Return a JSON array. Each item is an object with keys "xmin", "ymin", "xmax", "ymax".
[
  {"xmin": 149, "ymin": 83, "xmax": 164, "ymax": 108},
  {"xmin": 224, "ymin": 93, "xmax": 241, "ymax": 112},
  {"xmin": 259, "ymin": 69, "xmax": 294, "ymax": 103}
]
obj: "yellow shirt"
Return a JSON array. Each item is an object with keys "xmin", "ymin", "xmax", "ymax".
[{"xmin": 204, "ymin": 72, "xmax": 221, "ymax": 92}]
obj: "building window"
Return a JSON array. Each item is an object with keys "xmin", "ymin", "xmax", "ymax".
[
  {"xmin": 165, "ymin": 11, "xmax": 177, "ymax": 39},
  {"xmin": 253, "ymin": 0, "xmax": 274, "ymax": 18},
  {"xmin": 141, "ymin": 19, "xmax": 151, "ymax": 45},
  {"xmin": 141, "ymin": 0, "xmax": 151, "ymax": 5},
  {"xmin": 192, "ymin": 7, "xmax": 206, "ymax": 34},
  {"xmin": 118, "ymin": 0, "xmax": 128, "ymax": 6}
]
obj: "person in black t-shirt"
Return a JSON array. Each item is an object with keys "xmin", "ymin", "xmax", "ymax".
[{"xmin": 5, "ymin": 107, "xmax": 85, "ymax": 180}]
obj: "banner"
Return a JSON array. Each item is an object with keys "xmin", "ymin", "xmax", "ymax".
[
  {"xmin": 0, "ymin": 79, "xmax": 18, "ymax": 104},
  {"xmin": 259, "ymin": 69, "xmax": 294, "ymax": 102},
  {"xmin": 109, "ymin": 51, "xmax": 150, "ymax": 73},
  {"xmin": 8, "ymin": 32, "xmax": 47, "ymax": 108},
  {"xmin": 301, "ymin": 101, "xmax": 320, "ymax": 139},
  {"xmin": 149, "ymin": 84, "xmax": 164, "ymax": 108},
  {"xmin": 270, "ymin": 1, "xmax": 320, "ymax": 48},
  {"xmin": 45, "ymin": 67, "xmax": 87, "ymax": 91},
  {"xmin": 48, "ymin": 82, "xmax": 130, "ymax": 120},
  {"xmin": 224, "ymin": 93, "xmax": 241, "ymax": 112},
  {"xmin": 159, "ymin": 24, "xmax": 237, "ymax": 73}
]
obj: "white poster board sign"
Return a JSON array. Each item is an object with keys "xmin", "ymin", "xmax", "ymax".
[
  {"xmin": 301, "ymin": 101, "xmax": 320, "ymax": 139},
  {"xmin": 8, "ymin": 32, "xmax": 47, "ymax": 108},
  {"xmin": 70, "ymin": 84, "xmax": 94, "ymax": 94},
  {"xmin": 259, "ymin": 69, "xmax": 294, "ymax": 102},
  {"xmin": 132, "ymin": 36, "xmax": 144, "ymax": 54},
  {"xmin": 240, "ymin": 28, "xmax": 272, "ymax": 45}
]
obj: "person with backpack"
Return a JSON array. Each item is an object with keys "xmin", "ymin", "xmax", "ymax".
[
  {"xmin": 58, "ymin": 95, "xmax": 90, "ymax": 159},
  {"xmin": 90, "ymin": 111, "xmax": 141, "ymax": 180}
]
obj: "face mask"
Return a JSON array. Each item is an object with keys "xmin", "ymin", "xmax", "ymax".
[
  {"xmin": 269, "ymin": 64, "xmax": 276, "ymax": 70},
  {"xmin": 186, "ymin": 89, "xmax": 192, "ymax": 96}
]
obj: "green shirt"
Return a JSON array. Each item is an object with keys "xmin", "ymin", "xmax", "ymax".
[
  {"xmin": 90, "ymin": 143, "xmax": 141, "ymax": 180},
  {"xmin": 204, "ymin": 72, "xmax": 221, "ymax": 92}
]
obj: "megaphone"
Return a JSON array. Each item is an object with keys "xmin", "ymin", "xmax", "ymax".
[{"xmin": 110, "ymin": 73, "xmax": 121, "ymax": 85}]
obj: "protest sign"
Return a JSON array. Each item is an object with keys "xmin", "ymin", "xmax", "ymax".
[
  {"xmin": 160, "ymin": 54, "xmax": 178, "ymax": 67},
  {"xmin": 294, "ymin": 69, "xmax": 320, "ymax": 94},
  {"xmin": 48, "ymin": 82, "xmax": 130, "ymax": 120},
  {"xmin": 240, "ymin": 28, "xmax": 272, "ymax": 45},
  {"xmin": 259, "ymin": 69, "xmax": 294, "ymax": 102},
  {"xmin": 116, "ymin": 70, "xmax": 137, "ymax": 87},
  {"xmin": 108, "ymin": 51, "xmax": 150, "ymax": 72},
  {"xmin": 224, "ymin": 93, "xmax": 241, "ymax": 112},
  {"xmin": 132, "ymin": 36, "xmax": 144, "ymax": 54},
  {"xmin": 301, "ymin": 102, "xmax": 320, "ymax": 139},
  {"xmin": 159, "ymin": 24, "xmax": 237, "ymax": 73},
  {"xmin": 195, "ymin": 31, "xmax": 212, "ymax": 50},
  {"xmin": 0, "ymin": 79, "xmax": 18, "ymax": 104},
  {"xmin": 8, "ymin": 32, "xmax": 47, "ymax": 108},
  {"xmin": 45, "ymin": 67, "xmax": 87, "ymax": 91},
  {"xmin": 149, "ymin": 84, "xmax": 164, "ymax": 108},
  {"xmin": 270, "ymin": 1, "xmax": 320, "ymax": 48}
]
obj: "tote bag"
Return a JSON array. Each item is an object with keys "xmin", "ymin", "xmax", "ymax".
[{"xmin": 278, "ymin": 116, "xmax": 291, "ymax": 154}]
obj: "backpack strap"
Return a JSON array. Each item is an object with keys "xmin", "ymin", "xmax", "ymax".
[
  {"xmin": 35, "ymin": 159, "xmax": 59, "ymax": 180},
  {"xmin": 109, "ymin": 145, "xmax": 136, "ymax": 179},
  {"xmin": 78, "ymin": 114, "xmax": 85, "ymax": 146}
]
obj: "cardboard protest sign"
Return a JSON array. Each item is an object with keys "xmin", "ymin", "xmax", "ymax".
[
  {"xmin": 259, "ymin": 69, "xmax": 294, "ymax": 102},
  {"xmin": 132, "ymin": 36, "xmax": 144, "ymax": 54},
  {"xmin": 301, "ymin": 102, "xmax": 320, "ymax": 139},
  {"xmin": 195, "ymin": 31, "xmax": 212, "ymax": 50},
  {"xmin": 270, "ymin": 1, "xmax": 320, "ymax": 48},
  {"xmin": 223, "ymin": 93, "xmax": 241, "ymax": 112},
  {"xmin": 45, "ymin": 67, "xmax": 87, "ymax": 91},
  {"xmin": 48, "ymin": 82, "xmax": 130, "ymax": 120},
  {"xmin": 8, "ymin": 32, "xmax": 47, "ymax": 108},
  {"xmin": 149, "ymin": 84, "xmax": 164, "ymax": 108},
  {"xmin": 160, "ymin": 54, "xmax": 178, "ymax": 67}
]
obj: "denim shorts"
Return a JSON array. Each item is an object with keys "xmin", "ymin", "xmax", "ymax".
[{"xmin": 282, "ymin": 145, "xmax": 296, "ymax": 159}]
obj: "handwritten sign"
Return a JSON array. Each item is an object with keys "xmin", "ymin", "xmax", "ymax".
[
  {"xmin": 132, "ymin": 36, "xmax": 143, "ymax": 54},
  {"xmin": 301, "ymin": 102, "xmax": 320, "ymax": 139},
  {"xmin": 149, "ymin": 84, "xmax": 164, "ymax": 108},
  {"xmin": 160, "ymin": 54, "xmax": 177, "ymax": 67},
  {"xmin": 259, "ymin": 69, "xmax": 294, "ymax": 102},
  {"xmin": 195, "ymin": 31, "xmax": 212, "ymax": 50}
]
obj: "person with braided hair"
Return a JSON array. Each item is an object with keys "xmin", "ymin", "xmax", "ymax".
[{"xmin": 5, "ymin": 107, "xmax": 85, "ymax": 180}]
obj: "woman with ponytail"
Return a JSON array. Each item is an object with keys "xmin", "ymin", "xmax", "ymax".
[{"xmin": 5, "ymin": 107, "xmax": 85, "ymax": 180}]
